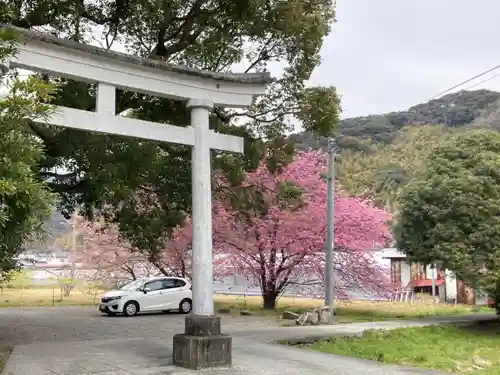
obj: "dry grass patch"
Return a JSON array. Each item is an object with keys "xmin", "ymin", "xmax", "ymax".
[
  {"xmin": 214, "ymin": 294, "xmax": 322, "ymax": 315},
  {"xmin": 0, "ymin": 288, "xmax": 100, "ymax": 307},
  {"xmin": 214, "ymin": 294, "xmax": 492, "ymax": 323}
]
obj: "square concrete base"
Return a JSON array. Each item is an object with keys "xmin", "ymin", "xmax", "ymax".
[
  {"xmin": 172, "ymin": 315, "xmax": 232, "ymax": 370},
  {"xmin": 173, "ymin": 333, "xmax": 232, "ymax": 370}
]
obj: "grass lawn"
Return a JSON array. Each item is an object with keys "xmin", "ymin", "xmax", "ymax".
[
  {"xmin": 301, "ymin": 321, "xmax": 500, "ymax": 375},
  {"xmin": 214, "ymin": 294, "xmax": 492, "ymax": 324}
]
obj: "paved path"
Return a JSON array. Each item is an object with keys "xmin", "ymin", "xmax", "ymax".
[
  {"xmin": 0, "ymin": 307, "xmax": 494, "ymax": 375},
  {"xmin": 235, "ymin": 313, "xmax": 496, "ymax": 343}
]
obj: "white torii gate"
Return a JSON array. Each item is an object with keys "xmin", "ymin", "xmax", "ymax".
[{"xmin": 2, "ymin": 27, "xmax": 271, "ymax": 321}]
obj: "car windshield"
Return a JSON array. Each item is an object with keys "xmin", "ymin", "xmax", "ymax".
[{"xmin": 119, "ymin": 279, "xmax": 146, "ymax": 291}]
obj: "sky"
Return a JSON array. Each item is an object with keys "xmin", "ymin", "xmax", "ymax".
[
  {"xmin": 5, "ymin": 0, "xmax": 500, "ymax": 122},
  {"xmin": 309, "ymin": 0, "xmax": 500, "ymax": 118}
]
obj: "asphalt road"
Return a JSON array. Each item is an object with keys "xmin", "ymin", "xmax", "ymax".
[{"xmin": 0, "ymin": 306, "xmax": 275, "ymax": 346}]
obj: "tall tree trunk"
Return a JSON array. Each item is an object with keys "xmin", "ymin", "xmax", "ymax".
[{"xmin": 262, "ymin": 291, "xmax": 278, "ymax": 309}]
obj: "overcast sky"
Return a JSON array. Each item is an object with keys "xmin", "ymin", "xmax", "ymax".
[
  {"xmin": 309, "ymin": 0, "xmax": 500, "ymax": 118},
  {"xmin": 6, "ymin": 0, "xmax": 500, "ymax": 122}
]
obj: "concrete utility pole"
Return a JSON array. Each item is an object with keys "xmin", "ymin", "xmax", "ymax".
[
  {"xmin": 324, "ymin": 138, "xmax": 336, "ymax": 322},
  {"xmin": 71, "ymin": 223, "xmax": 76, "ymax": 281},
  {"xmin": 431, "ymin": 263, "xmax": 436, "ymax": 304}
]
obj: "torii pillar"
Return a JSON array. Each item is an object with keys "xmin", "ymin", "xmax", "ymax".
[{"xmin": 1, "ymin": 25, "xmax": 272, "ymax": 369}]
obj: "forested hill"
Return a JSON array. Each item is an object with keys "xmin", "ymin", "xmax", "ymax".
[{"xmin": 290, "ymin": 89, "xmax": 500, "ymax": 151}]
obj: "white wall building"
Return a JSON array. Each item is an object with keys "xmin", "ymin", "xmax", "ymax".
[{"xmin": 380, "ymin": 248, "xmax": 489, "ymax": 305}]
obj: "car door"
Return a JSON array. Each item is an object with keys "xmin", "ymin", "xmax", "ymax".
[
  {"xmin": 156, "ymin": 279, "xmax": 177, "ymax": 310},
  {"xmin": 171, "ymin": 278, "xmax": 189, "ymax": 303},
  {"xmin": 141, "ymin": 279, "xmax": 166, "ymax": 311},
  {"xmin": 157, "ymin": 278, "xmax": 179, "ymax": 310}
]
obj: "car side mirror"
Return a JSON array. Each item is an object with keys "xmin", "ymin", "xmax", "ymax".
[{"xmin": 143, "ymin": 287, "xmax": 151, "ymax": 294}]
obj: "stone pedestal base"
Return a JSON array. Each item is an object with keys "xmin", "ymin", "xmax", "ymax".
[
  {"xmin": 172, "ymin": 315, "xmax": 232, "ymax": 370},
  {"xmin": 173, "ymin": 333, "xmax": 232, "ymax": 369}
]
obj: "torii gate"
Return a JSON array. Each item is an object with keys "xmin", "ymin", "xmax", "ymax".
[{"xmin": 1, "ymin": 25, "xmax": 272, "ymax": 369}]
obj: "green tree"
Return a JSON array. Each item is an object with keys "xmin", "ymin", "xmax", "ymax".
[
  {"xmin": 0, "ymin": 1, "xmax": 340, "ymax": 261},
  {"xmin": 395, "ymin": 129, "xmax": 500, "ymax": 311},
  {"xmin": 0, "ymin": 30, "xmax": 56, "ymax": 273}
]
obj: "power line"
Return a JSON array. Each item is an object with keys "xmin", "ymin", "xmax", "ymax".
[
  {"xmin": 425, "ymin": 63, "xmax": 500, "ymax": 103},
  {"xmin": 462, "ymin": 73, "xmax": 500, "ymax": 91},
  {"xmin": 427, "ymin": 69, "xmax": 500, "ymax": 126}
]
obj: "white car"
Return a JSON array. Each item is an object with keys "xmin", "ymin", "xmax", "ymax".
[{"xmin": 98, "ymin": 276, "xmax": 192, "ymax": 317}]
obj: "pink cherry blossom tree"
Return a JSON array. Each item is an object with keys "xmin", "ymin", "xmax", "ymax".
[
  {"xmin": 66, "ymin": 216, "xmax": 157, "ymax": 284},
  {"xmin": 68, "ymin": 216, "xmax": 195, "ymax": 282},
  {"xmin": 213, "ymin": 150, "xmax": 392, "ymax": 309},
  {"xmin": 152, "ymin": 219, "xmax": 193, "ymax": 279}
]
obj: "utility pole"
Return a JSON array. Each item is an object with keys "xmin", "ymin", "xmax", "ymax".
[
  {"xmin": 71, "ymin": 223, "xmax": 76, "ymax": 282},
  {"xmin": 431, "ymin": 263, "xmax": 436, "ymax": 304},
  {"xmin": 324, "ymin": 138, "xmax": 336, "ymax": 322}
]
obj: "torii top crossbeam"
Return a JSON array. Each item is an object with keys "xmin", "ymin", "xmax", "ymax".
[
  {"xmin": 0, "ymin": 24, "xmax": 273, "ymax": 317},
  {"xmin": 1, "ymin": 25, "xmax": 271, "ymax": 106},
  {"xmin": 0, "ymin": 24, "xmax": 272, "ymax": 152}
]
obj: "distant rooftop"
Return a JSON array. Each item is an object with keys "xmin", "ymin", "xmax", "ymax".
[{"xmin": 380, "ymin": 248, "xmax": 407, "ymax": 259}]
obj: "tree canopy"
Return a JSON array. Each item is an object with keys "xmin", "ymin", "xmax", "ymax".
[
  {"xmin": 0, "ymin": 31, "xmax": 56, "ymax": 272},
  {"xmin": 0, "ymin": 0, "xmax": 340, "ymax": 259},
  {"xmin": 395, "ymin": 129, "xmax": 500, "ymax": 299}
]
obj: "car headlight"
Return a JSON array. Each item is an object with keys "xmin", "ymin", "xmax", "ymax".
[{"xmin": 111, "ymin": 296, "xmax": 122, "ymax": 300}]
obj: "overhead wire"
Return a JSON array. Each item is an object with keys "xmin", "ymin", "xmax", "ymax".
[
  {"xmin": 412, "ymin": 64, "xmax": 500, "ymax": 126},
  {"xmin": 419, "ymin": 63, "xmax": 500, "ymax": 106},
  {"xmin": 462, "ymin": 73, "xmax": 500, "ymax": 91},
  {"xmin": 402, "ymin": 63, "xmax": 500, "ymax": 130},
  {"xmin": 424, "ymin": 63, "xmax": 500, "ymax": 103}
]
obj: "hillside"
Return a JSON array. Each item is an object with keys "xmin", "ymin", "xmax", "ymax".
[
  {"xmin": 291, "ymin": 89, "xmax": 500, "ymax": 151},
  {"xmin": 292, "ymin": 89, "xmax": 500, "ymax": 212},
  {"xmin": 336, "ymin": 125, "xmax": 452, "ymax": 212},
  {"xmin": 24, "ymin": 209, "xmax": 72, "ymax": 251},
  {"xmin": 43, "ymin": 209, "xmax": 72, "ymax": 238}
]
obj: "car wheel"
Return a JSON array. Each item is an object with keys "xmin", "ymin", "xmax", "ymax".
[
  {"xmin": 179, "ymin": 298, "xmax": 192, "ymax": 314},
  {"xmin": 123, "ymin": 301, "xmax": 139, "ymax": 317}
]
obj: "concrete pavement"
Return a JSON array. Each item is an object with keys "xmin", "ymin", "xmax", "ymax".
[
  {"xmin": 1, "ymin": 308, "xmax": 494, "ymax": 375},
  {"xmin": 4, "ymin": 336, "xmax": 449, "ymax": 375}
]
